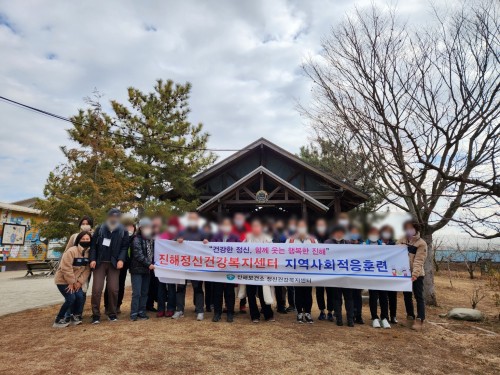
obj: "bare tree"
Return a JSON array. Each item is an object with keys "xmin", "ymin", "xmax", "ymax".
[{"xmin": 301, "ymin": 1, "xmax": 499, "ymax": 305}]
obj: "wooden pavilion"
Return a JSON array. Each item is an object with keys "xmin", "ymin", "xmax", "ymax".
[{"xmin": 191, "ymin": 138, "xmax": 368, "ymax": 221}]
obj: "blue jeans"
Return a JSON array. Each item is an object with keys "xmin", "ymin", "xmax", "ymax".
[
  {"xmin": 56, "ymin": 284, "xmax": 85, "ymax": 319},
  {"xmin": 130, "ymin": 273, "xmax": 151, "ymax": 317},
  {"xmin": 157, "ymin": 282, "xmax": 176, "ymax": 313}
]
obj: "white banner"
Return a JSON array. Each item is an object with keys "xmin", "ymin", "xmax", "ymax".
[{"xmin": 154, "ymin": 240, "xmax": 412, "ymax": 291}]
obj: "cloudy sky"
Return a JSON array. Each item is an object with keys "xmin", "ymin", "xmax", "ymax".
[{"xmin": 1, "ymin": 0, "xmax": 440, "ymax": 203}]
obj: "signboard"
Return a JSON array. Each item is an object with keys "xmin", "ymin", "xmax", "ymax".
[{"xmin": 154, "ymin": 240, "xmax": 412, "ymax": 291}]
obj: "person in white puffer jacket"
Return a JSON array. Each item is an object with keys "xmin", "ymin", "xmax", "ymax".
[{"xmin": 243, "ymin": 218, "xmax": 275, "ymax": 323}]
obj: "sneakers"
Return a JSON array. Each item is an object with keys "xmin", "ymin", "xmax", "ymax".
[
  {"xmin": 70, "ymin": 315, "xmax": 82, "ymax": 326},
  {"xmin": 172, "ymin": 311, "xmax": 184, "ymax": 319},
  {"xmin": 252, "ymin": 319, "xmax": 260, "ymax": 323},
  {"xmin": 197, "ymin": 313, "xmax": 204, "ymax": 321},
  {"xmin": 108, "ymin": 315, "xmax": 118, "ymax": 322},
  {"xmin": 304, "ymin": 313, "xmax": 314, "ymax": 324},
  {"xmin": 372, "ymin": 319, "xmax": 381, "ymax": 328},
  {"xmin": 406, "ymin": 315, "xmax": 415, "ymax": 328},
  {"xmin": 318, "ymin": 311, "xmax": 326, "ymax": 320},
  {"xmin": 336, "ymin": 319, "xmax": 343, "ymax": 326},
  {"xmin": 212, "ymin": 314, "xmax": 221, "ymax": 322},
  {"xmin": 390, "ymin": 316, "xmax": 398, "ymax": 324},
  {"xmin": 286, "ymin": 306, "xmax": 296, "ymax": 313},
  {"xmin": 91, "ymin": 316, "xmax": 100, "ymax": 324},
  {"xmin": 297, "ymin": 313, "xmax": 304, "ymax": 323},
  {"xmin": 347, "ymin": 320, "xmax": 355, "ymax": 327},
  {"xmin": 52, "ymin": 318, "xmax": 70, "ymax": 328},
  {"xmin": 156, "ymin": 311, "xmax": 165, "ymax": 318},
  {"xmin": 138, "ymin": 313, "xmax": 149, "ymax": 320},
  {"xmin": 327, "ymin": 312, "xmax": 334, "ymax": 322},
  {"xmin": 227, "ymin": 314, "xmax": 234, "ymax": 323},
  {"xmin": 381, "ymin": 318, "xmax": 391, "ymax": 329},
  {"xmin": 165, "ymin": 311, "xmax": 174, "ymax": 318},
  {"xmin": 277, "ymin": 307, "xmax": 288, "ymax": 314}
]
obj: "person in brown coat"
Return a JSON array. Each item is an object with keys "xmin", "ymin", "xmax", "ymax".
[
  {"xmin": 53, "ymin": 231, "xmax": 92, "ymax": 328},
  {"xmin": 398, "ymin": 219, "xmax": 428, "ymax": 330}
]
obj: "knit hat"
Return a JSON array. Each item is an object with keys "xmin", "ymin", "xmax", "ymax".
[{"xmin": 138, "ymin": 218, "xmax": 153, "ymax": 228}]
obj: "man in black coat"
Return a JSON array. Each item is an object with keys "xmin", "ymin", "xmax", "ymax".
[{"xmin": 89, "ymin": 208, "xmax": 130, "ymax": 324}]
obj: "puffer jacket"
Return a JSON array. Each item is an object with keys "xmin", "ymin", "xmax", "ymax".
[
  {"xmin": 398, "ymin": 233, "xmax": 427, "ymax": 278},
  {"xmin": 129, "ymin": 235, "xmax": 154, "ymax": 274}
]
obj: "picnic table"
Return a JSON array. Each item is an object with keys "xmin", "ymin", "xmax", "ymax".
[{"xmin": 25, "ymin": 260, "xmax": 59, "ymax": 277}]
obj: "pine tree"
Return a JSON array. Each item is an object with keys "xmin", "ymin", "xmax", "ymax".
[
  {"xmin": 111, "ymin": 79, "xmax": 216, "ymax": 216},
  {"xmin": 37, "ymin": 98, "xmax": 135, "ymax": 239}
]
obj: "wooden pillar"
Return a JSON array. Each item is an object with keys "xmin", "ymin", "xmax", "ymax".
[
  {"xmin": 217, "ymin": 201, "xmax": 222, "ymax": 220},
  {"xmin": 333, "ymin": 196, "xmax": 341, "ymax": 220},
  {"xmin": 302, "ymin": 201, "xmax": 308, "ymax": 221}
]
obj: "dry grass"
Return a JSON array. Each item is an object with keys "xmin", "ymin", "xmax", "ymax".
[{"xmin": 0, "ymin": 274, "xmax": 499, "ymax": 375}]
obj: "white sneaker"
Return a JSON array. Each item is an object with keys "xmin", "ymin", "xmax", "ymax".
[
  {"xmin": 372, "ymin": 319, "xmax": 381, "ymax": 328},
  {"xmin": 172, "ymin": 311, "xmax": 184, "ymax": 319},
  {"xmin": 381, "ymin": 318, "xmax": 391, "ymax": 329},
  {"xmin": 197, "ymin": 313, "xmax": 204, "ymax": 321},
  {"xmin": 297, "ymin": 313, "xmax": 304, "ymax": 323}
]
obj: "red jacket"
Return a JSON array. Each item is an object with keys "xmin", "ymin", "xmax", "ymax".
[{"xmin": 232, "ymin": 222, "xmax": 251, "ymax": 242}]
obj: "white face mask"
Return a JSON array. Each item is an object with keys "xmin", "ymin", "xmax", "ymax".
[
  {"xmin": 220, "ymin": 225, "xmax": 232, "ymax": 234},
  {"xmin": 107, "ymin": 220, "xmax": 119, "ymax": 231},
  {"xmin": 288, "ymin": 225, "xmax": 297, "ymax": 233},
  {"xmin": 128, "ymin": 230, "xmax": 134, "ymax": 236},
  {"xmin": 316, "ymin": 226, "xmax": 327, "ymax": 235},
  {"xmin": 234, "ymin": 219, "xmax": 245, "ymax": 228},
  {"xmin": 80, "ymin": 224, "xmax": 91, "ymax": 232},
  {"xmin": 406, "ymin": 228, "xmax": 416, "ymax": 237},
  {"xmin": 338, "ymin": 219, "xmax": 349, "ymax": 227},
  {"xmin": 167, "ymin": 225, "xmax": 177, "ymax": 234},
  {"xmin": 187, "ymin": 220, "xmax": 198, "ymax": 229},
  {"xmin": 368, "ymin": 235, "xmax": 379, "ymax": 243},
  {"xmin": 381, "ymin": 231, "xmax": 392, "ymax": 240},
  {"xmin": 142, "ymin": 229, "xmax": 152, "ymax": 238},
  {"xmin": 297, "ymin": 227, "xmax": 307, "ymax": 236}
]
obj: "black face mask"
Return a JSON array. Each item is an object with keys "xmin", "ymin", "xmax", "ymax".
[{"xmin": 79, "ymin": 241, "xmax": 91, "ymax": 249}]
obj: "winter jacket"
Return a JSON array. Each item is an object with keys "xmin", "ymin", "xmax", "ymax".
[
  {"xmin": 232, "ymin": 222, "xmax": 251, "ymax": 242},
  {"xmin": 129, "ymin": 235, "xmax": 154, "ymax": 274},
  {"xmin": 211, "ymin": 232, "xmax": 240, "ymax": 243},
  {"xmin": 89, "ymin": 224, "xmax": 129, "ymax": 268},
  {"xmin": 54, "ymin": 245, "xmax": 90, "ymax": 286},
  {"xmin": 177, "ymin": 228, "xmax": 208, "ymax": 242},
  {"xmin": 398, "ymin": 233, "xmax": 427, "ymax": 278}
]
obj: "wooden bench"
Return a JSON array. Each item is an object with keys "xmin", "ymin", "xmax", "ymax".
[{"xmin": 25, "ymin": 260, "xmax": 58, "ymax": 277}]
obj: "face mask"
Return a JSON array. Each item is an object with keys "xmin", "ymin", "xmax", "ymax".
[
  {"xmin": 80, "ymin": 224, "xmax": 91, "ymax": 232},
  {"xmin": 127, "ymin": 230, "xmax": 134, "ymax": 236},
  {"xmin": 220, "ymin": 225, "xmax": 232, "ymax": 234},
  {"xmin": 381, "ymin": 231, "xmax": 392, "ymax": 240},
  {"xmin": 368, "ymin": 235, "xmax": 379, "ymax": 243},
  {"xmin": 167, "ymin": 225, "xmax": 177, "ymax": 234},
  {"xmin": 297, "ymin": 227, "xmax": 307, "ymax": 236},
  {"xmin": 142, "ymin": 229, "xmax": 152, "ymax": 238},
  {"xmin": 79, "ymin": 241, "xmax": 91, "ymax": 249},
  {"xmin": 334, "ymin": 236, "xmax": 343, "ymax": 242},
  {"xmin": 316, "ymin": 226, "xmax": 327, "ymax": 235},
  {"xmin": 338, "ymin": 219, "xmax": 349, "ymax": 227},
  {"xmin": 187, "ymin": 220, "xmax": 198, "ymax": 229},
  {"xmin": 234, "ymin": 219, "xmax": 245, "ymax": 228},
  {"xmin": 406, "ymin": 228, "xmax": 416, "ymax": 237},
  {"xmin": 350, "ymin": 233, "xmax": 360, "ymax": 240},
  {"xmin": 288, "ymin": 226, "xmax": 297, "ymax": 234}
]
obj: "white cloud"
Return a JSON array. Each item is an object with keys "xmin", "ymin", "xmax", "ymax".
[{"xmin": 0, "ymin": 0, "xmax": 442, "ymax": 204}]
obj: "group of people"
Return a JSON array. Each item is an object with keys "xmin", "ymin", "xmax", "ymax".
[{"xmin": 53, "ymin": 209, "xmax": 428, "ymax": 331}]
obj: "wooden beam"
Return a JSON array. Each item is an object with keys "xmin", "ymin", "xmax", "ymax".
[
  {"xmin": 243, "ymin": 187, "xmax": 256, "ymax": 199},
  {"xmin": 334, "ymin": 196, "xmax": 341, "ymax": 219},
  {"xmin": 260, "ymin": 172, "xmax": 264, "ymax": 190},
  {"xmin": 223, "ymin": 200, "xmax": 302, "ymax": 204},
  {"xmin": 286, "ymin": 170, "xmax": 301, "ymax": 182},
  {"xmin": 267, "ymin": 186, "xmax": 281, "ymax": 199}
]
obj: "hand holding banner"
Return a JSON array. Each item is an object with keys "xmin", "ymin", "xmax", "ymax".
[{"xmin": 154, "ymin": 240, "xmax": 412, "ymax": 291}]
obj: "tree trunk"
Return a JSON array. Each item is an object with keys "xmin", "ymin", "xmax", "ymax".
[{"xmin": 421, "ymin": 232, "xmax": 438, "ymax": 306}]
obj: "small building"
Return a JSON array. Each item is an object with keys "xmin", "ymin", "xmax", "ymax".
[
  {"xmin": 0, "ymin": 199, "xmax": 47, "ymax": 271},
  {"xmin": 190, "ymin": 138, "xmax": 368, "ymax": 220}
]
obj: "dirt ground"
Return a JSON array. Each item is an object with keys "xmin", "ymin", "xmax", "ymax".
[{"xmin": 0, "ymin": 274, "xmax": 498, "ymax": 375}]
